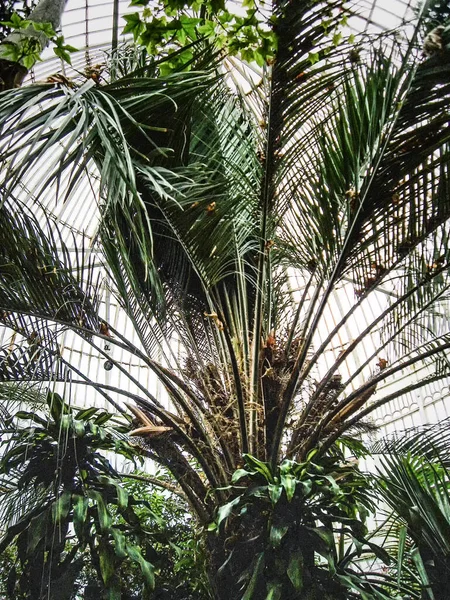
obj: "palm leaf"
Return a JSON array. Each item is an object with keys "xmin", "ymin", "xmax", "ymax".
[{"xmin": 375, "ymin": 450, "xmax": 450, "ymax": 598}]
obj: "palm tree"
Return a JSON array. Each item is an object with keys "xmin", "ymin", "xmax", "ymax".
[
  {"xmin": 373, "ymin": 419, "xmax": 450, "ymax": 599},
  {"xmin": 0, "ymin": 0, "xmax": 450, "ymax": 596}
]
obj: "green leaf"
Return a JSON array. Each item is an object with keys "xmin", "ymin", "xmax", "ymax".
[
  {"xmin": 52, "ymin": 490, "xmax": 72, "ymax": 525},
  {"xmin": 308, "ymin": 51, "xmax": 319, "ymax": 65},
  {"xmin": 242, "ymin": 552, "xmax": 264, "ymax": 600},
  {"xmin": 306, "ymin": 449, "xmax": 319, "ymax": 462},
  {"xmin": 111, "ymin": 528, "xmax": 127, "ymax": 558},
  {"xmin": 216, "ymin": 495, "xmax": 242, "ymax": 527},
  {"xmin": 254, "ymin": 49, "xmax": 266, "ymax": 67},
  {"xmin": 99, "ymin": 541, "xmax": 115, "ymax": 584},
  {"xmin": 367, "ymin": 541, "xmax": 391, "ymax": 565},
  {"xmin": 22, "ymin": 53, "xmax": 39, "ymax": 69},
  {"xmin": 60, "ymin": 414, "xmax": 72, "ymax": 431},
  {"xmin": 323, "ymin": 474, "xmax": 341, "ymax": 494},
  {"xmin": 241, "ymin": 48, "xmax": 255, "ymax": 63},
  {"xmin": 247, "ymin": 485, "xmax": 269, "ymax": 499},
  {"xmin": 397, "ymin": 525, "xmax": 407, "ymax": 587},
  {"xmin": 95, "ymin": 412, "xmax": 113, "ymax": 425},
  {"xmin": 311, "ymin": 527, "xmax": 334, "ymax": 552},
  {"xmin": 269, "ymin": 524, "xmax": 288, "ymax": 548},
  {"xmin": 53, "ymin": 47, "xmax": 72, "ymax": 65},
  {"xmin": 99, "ymin": 476, "xmax": 129, "ymax": 510},
  {"xmin": 197, "ymin": 19, "xmax": 215, "ymax": 38},
  {"xmin": 14, "ymin": 411, "xmax": 47, "ymax": 426},
  {"xmin": 287, "ymin": 551, "xmax": 303, "ymax": 591},
  {"xmin": 209, "ymin": 0, "xmax": 225, "ymax": 11},
  {"xmin": 73, "ymin": 419, "xmax": 85, "ymax": 437},
  {"xmin": 31, "ymin": 21, "xmax": 56, "ymax": 37},
  {"xmin": 231, "ymin": 468, "xmax": 252, "ymax": 483},
  {"xmin": 297, "ymin": 480, "xmax": 312, "ymax": 497},
  {"xmin": 279, "ymin": 460, "xmax": 296, "ymax": 474},
  {"xmin": 265, "ymin": 581, "xmax": 282, "ymax": 600},
  {"xmin": 88, "ymin": 490, "xmax": 112, "ymax": 531},
  {"xmin": 126, "ymin": 544, "xmax": 155, "ymax": 590},
  {"xmin": 27, "ymin": 511, "xmax": 48, "ymax": 555},
  {"xmin": 411, "ymin": 547, "xmax": 435, "ymax": 600},
  {"xmin": 179, "ymin": 15, "xmax": 200, "ymax": 39},
  {"xmin": 280, "ymin": 473, "xmax": 296, "ymax": 502},
  {"xmin": 63, "ymin": 44, "xmax": 78, "ymax": 52},
  {"xmin": 76, "ymin": 406, "xmax": 99, "ymax": 420},
  {"xmin": 243, "ymin": 455, "xmax": 274, "ymax": 483},
  {"xmin": 1, "ymin": 444, "xmax": 28, "ymax": 472},
  {"xmin": 122, "ymin": 12, "xmax": 145, "ymax": 38},
  {"xmin": 268, "ymin": 483, "xmax": 282, "ymax": 505},
  {"xmin": 116, "ymin": 483, "xmax": 128, "ymax": 510},
  {"xmin": 4, "ymin": 13, "xmax": 26, "ymax": 28},
  {"xmin": 0, "ymin": 41, "xmax": 20, "ymax": 62},
  {"xmin": 47, "ymin": 392, "xmax": 66, "ymax": 423},
  {"xmin": 332, "ymin": 32, "xmax": 342, "ymax": 47},
  {"xmin": 73, "ymin": 494, "xmax": 89, "ymax": 540},
  {"xmin": 307, "ymin": 461, "xmax": 324, "ymax": 475}
]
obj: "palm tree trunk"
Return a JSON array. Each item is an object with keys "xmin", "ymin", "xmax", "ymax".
[{"xmin": 0, "ymin": 0, "xmax": 68, "ymax": 89}]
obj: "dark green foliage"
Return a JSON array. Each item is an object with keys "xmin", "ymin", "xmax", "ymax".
[
  {"xmin": 417, "ymin": 0, "xmax": 450, "ymax": 32},
  {"xmin": 374, "ymin": 425, "xmax": 450, "ymax": 600},
  {"xmin": 208, "ymin": 451, "xmax": 401, "ymax": 600},
  {"xmin": 122, "ymin": 0, "xmax": 277, "ymax": 73},
  {"xmin": 0, "ymin": 388, "xmax": 156, "ymax": 599},
  {"xmin": 117, "ymin": 475, "xmax": 211, "ymax": 599},
  {"xmin": 0, "ymin": 0, "xmax": 36, "ymax": 42}
]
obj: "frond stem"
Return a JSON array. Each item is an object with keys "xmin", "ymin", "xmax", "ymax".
[
  {"xmin": 119, "ymin": 472, "xmax": 187, "ymax": 500},
  {"xmin": 317, "ymin": 337, "xmax": 450, "ymax": 447},
  {"xmin": 291, "ymin": 264, "xmax": 449, "ymax": 447},
  {"xmin": 319, "ymin": 372, "xmax": 449, "ymax": 458}
]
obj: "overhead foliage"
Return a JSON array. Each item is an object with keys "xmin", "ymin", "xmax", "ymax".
[
  {"xmin": 122, "ymin": 0, "xmax": 279, "ymax": 72},
  {"xmin": 0, "ymin": 0, "xmax": 37, "ymax": 42},
  {"xmin": 0, "ymin": 12, "xmax": 76, "ymax": 67}
]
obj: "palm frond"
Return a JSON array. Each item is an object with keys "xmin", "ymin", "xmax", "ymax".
[
  {"xmin": 376, "ymin": 453, "xmax": 450, "ymax": 579},
  {"xmin": 0, "ymin": 193, "xmax": 101, "ymax": 336},
  {"xmin": 372, "ymin": 417, "xmax": 450, "ymax": 463}
]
